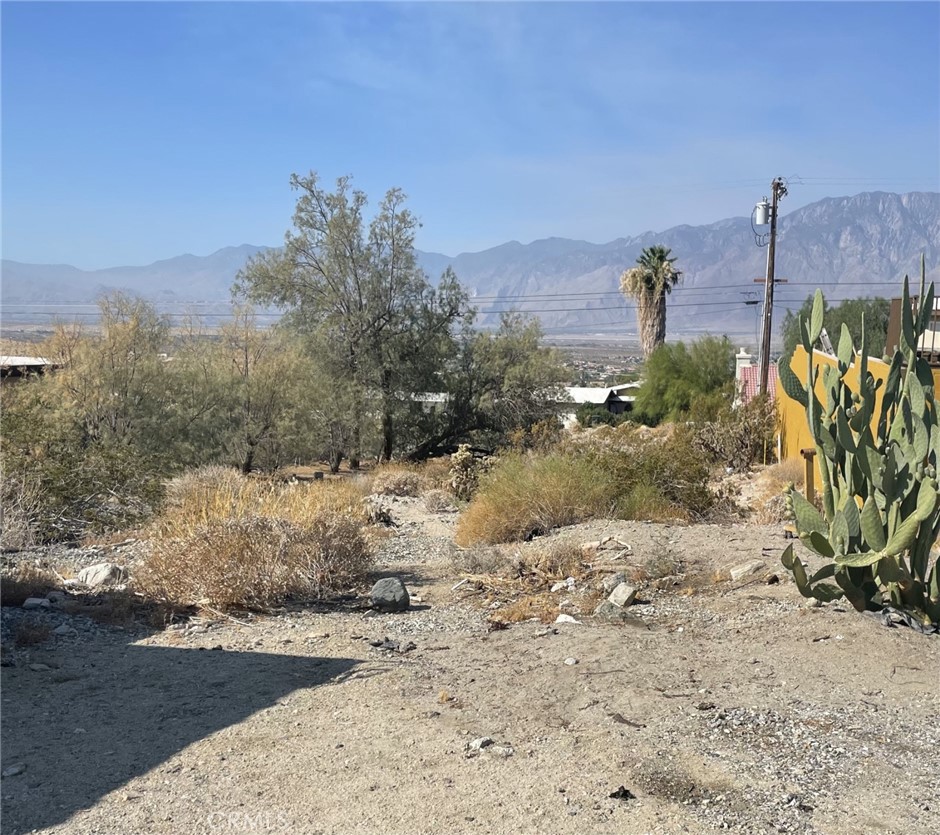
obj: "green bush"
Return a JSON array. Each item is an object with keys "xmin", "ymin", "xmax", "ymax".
[
  {"xmin": 455, "ymin": 426, "xmax": 718, "ymax": 544},
  {"xmin": 634, "ymin": 336, "xmax": 735, "ymax": 425}
]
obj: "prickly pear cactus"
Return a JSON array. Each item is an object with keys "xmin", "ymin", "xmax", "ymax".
[{"xmin": 780, "ymin": 257, "xmax": 940, "ymax": 627}]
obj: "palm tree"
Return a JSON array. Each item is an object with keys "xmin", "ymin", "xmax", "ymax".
[{"xmin": 619, "ymin": 245, "xmax": 682, "ymax": 359}]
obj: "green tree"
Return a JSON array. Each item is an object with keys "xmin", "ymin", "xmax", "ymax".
[
  {"xmin": 1, "ymin": 294, "xmax": 175, "ymax": 539},
  {"xmin": 619, "ymin": 245, "xmax": 682, "ymax": 359},
  {"xmin": 781, "ymin": 296, "xmax": 890, "ymax": 361},
  {"xmin": 235, "ymin": 173, "xmax": 470, "ymax": 465},
  {"xmin": 633, "ymin": 335, "xmax": 735, "ymax": 425},
  {"xmin": 404, "ymin": 314, "xmax": 568, "ymax": 460}
]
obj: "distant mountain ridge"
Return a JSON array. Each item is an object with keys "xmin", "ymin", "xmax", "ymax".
[{"xmin": 3, "ymin": 192, "xmax": 938, "ymax": 339}]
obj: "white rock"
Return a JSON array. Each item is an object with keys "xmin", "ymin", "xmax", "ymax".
[
  {"xmin": 550, "ymin": 581, "xmax": 568, "ymax": 593},
  {"xmin": 564, "ymin": 657, "xmax": 579, "ymax": 666},
  {"xmin": 730, "ymin": 560, "xmax": 767, "ymax": 582},
  {"xmin": 22, "ymin": 597, "xmax": 50, "ymax": 610},
  {"xmin": 76, "ymin": 562, "xmax": 128, "ymax": 588},
  {"xmin": 554, "ymin": 614, "xmax": 581, "ymax": 624},
  {"xmin": 2, "ymin": 763, "xmax": 26, "ymax": 778},
  {"xmin": 465, "ymin": 736, "xmax": 494, "ymax": 756},
  {"xmin": 607, "ymin": 583, "xmax": 638, "ymax": 608}
]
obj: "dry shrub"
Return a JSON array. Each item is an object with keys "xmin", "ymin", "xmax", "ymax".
[
  {"xmin": 0, "ymin": 563, "xmax": 61, "ymax": 606},
  {"xmin": 617, "ymin": 484, "xmax": 689, "ymax": 524},
  {"xmin": 751, "ymin": 458, "xmax": 805, "ymax": 524},
  {"xmin": 420, "ymin": 457, "xmax": 453, "ymax": 489},
  {"xmin": 138, "ymin": 466, "xmax": 373, "ymax": 611},
  {"xmin": 762, "ymin": 458, "xmax": 805, "ymax": 490},
  {"xmin": 529, "ymin": 540, "xmax": 585, "ymax": 579},
  {"xmin": 0, "ymin": 469, "xmax": 43, "ymax": 550},
  {"xmin": 693, "ymin": 394, "xmax": 779, "ymax": 470},
  {"xmin": 454, "ymin": 453, "xmax": 613, "ymax": 546},
  {"xmin": 423, "ymin": 489, "xmax": 457, "ymax": 513},
  {"xmin": 451, "ymin": 545, "xmax": 510, "ymax": 575},
  {"xmin": 139, "ymin": 514, "xmax": 371, "ymax": 610},
  {"xmin": 577, "ymin": 427, "xmax": 715, "ymax": 522},
  {"xmin": 13, "ymin": 621, "xmax": 52, "ymax": 647},
  {"xmin": 368, "ymin": 464, "xmax": 434, "ymax": 497}
]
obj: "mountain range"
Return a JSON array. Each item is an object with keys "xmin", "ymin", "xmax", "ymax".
[{"xmin": 3, "ymin": 191, "xmax": 938, "ymax": 342}]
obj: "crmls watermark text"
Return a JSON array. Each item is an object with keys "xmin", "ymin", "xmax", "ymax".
[{"xmin": 204, "ymin": 811, "xmax": 293, "ymax": 833}]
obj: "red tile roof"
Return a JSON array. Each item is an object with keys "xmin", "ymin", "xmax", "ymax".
[{"xmin": 738, "ymin": 364, "xmax": 777, "ymax": 404}]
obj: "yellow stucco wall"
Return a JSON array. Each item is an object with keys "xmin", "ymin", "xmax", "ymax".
[{"xmin": 776, "ymin": 348, "xmax": 940, "ymax": 463}]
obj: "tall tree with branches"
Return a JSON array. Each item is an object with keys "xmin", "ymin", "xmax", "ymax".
[{"xmin": 619, "ymin": 245, "xmax": 682, "ymax": 359}]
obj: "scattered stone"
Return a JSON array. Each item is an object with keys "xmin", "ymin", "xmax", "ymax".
[
  {"xmin": 490, "ymin": 744, "xmax": 515, "ymax": 758},
  {"xmin": 594, "ymin": 601, "xmax": 636, "ymax": 623},
  {"xmin": 370, "ymin": 577, "xmax": 410, "ymax": 612},
  {"xmin": 599, "ymin": 536, "xmax": 631, "ymax": 551},
  {"xmin": 609, "ymin": 785, "xmax": 636, "ymax": 801},
  {"xmin": 804, "ymin": 597, "xmax": 822, "ymax": 609},
  {"xmin": 22, "ymin": 598, "xmax": 50, "ymax": 610},
  {"xmin": 76, "ymin": 562, "xmax": 128, "ymax": 588},
  {"xmin": 465, "ymin": 737, "xmax": 495, "ymax": 756},
  {"xmin": 2, "ymin": 763, "xmax": 26, "ymax": 778},
  {"xmin": 29, "ymin": 663, "xmax": 51, "ymax": 672},
  {"xmin": 601, "ymin": 572, "xmax": 627, "ymax": 594},
  {"xmin": 607, "ymin": 583, "xmax": 638, "ymax": 608},
  {"xmin": 46, "ymin": 591, "xmax": 67, "ymax": 604},
  {"xmin": 564, "ymin": 657, "xmax": 579, "ymax": 666},
  {"xmin": 580, "ymin": 541, "xmax": 602, "ymax": 554},
  {"xmin": 550, "ymin": 577, "xmax": 576, "ymax": 593},
  {"xmin": 368, "ymin": 636, "xmax": 416, "ymax": 654},
  {"xmin": 53, "ymin": 623, "xmax": 74, "ymax": 636},
  {"xmin": 730, "ymin": 560, "xmax": 766, "ymax": 582},
  {"xmin": 554, "ymin": 614, "xmax": 580, "ymax": 624}
]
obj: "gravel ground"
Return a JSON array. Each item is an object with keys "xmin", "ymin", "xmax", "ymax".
[{"xmin": 1, "ymin": 497, "xmax": 938, "ymax": 835}]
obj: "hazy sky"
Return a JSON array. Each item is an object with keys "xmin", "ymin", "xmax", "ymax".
[{"xmin": 3, "ymin": 1, "xmax": 939, "ymax": 269}]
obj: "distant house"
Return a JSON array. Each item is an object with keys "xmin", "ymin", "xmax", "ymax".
[
  {"xmin": 560, "ymin": 384, "xmax": 637, "ymax": 427},
  {"xmin": 0, "ymin": 355, "xmax": 57, "ymax": 382},
  {"xmin": 734, "ymin": 348, "xmax": 777, "ymax": 406}
]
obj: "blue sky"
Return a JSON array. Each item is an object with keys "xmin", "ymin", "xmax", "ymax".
[{"xmin": 2, "ymin": 1, "xmax": 939, "ymax": 269}]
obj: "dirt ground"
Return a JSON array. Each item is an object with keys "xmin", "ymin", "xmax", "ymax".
[{"xmin": 2, "ymin": 498, "xmax": 939, "ymax": 835}]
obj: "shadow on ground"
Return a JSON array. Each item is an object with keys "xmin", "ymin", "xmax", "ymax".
[{"xmin": 0, "ymin": 641, "xmax": 364, "ymax": 833}]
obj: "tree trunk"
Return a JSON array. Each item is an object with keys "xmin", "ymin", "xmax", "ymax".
[{"xmin": 349, "ymin": 420, "xmax": 361, "ymax": 470}]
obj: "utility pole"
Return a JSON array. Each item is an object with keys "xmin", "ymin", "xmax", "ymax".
[{"xmin": 755, "ymin": 177, "xmax": 788, "ymax": 396}]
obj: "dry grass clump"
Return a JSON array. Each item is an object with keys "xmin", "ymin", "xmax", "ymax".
[
  {"xmin": 451, "ymin": 544, "xmax": 511, "ymax": 575},
  {"xmin": 454, "ymin": 453, "xmax": 614, "ymax": 546},
  {"xmin": 457, "ymin": 428, "xmax": 717, "ymax": 545},
  {"xmin": 138, "ymin": 514, "xmax": 370, "ymax": 610},
  {"xmin": 560, "ymin": 423, "xmax": 716, "ymax": 522},
  {"xmin": 154, "ymin": 466, "xmax": 367, "ymax": 539},
  {"xmin": 423, "ymin": 488, "xmax": 457, "ymax": 513},
  {"xmin": 368, "ymin": 463, "xmax": 436, "ymax": 497},
  {"xmin": 456, "ymin": 540, "xmax": 595, "ymax": 626},
  {"xmin": 0, "ymin": 563, "xmax": 61, "ymax": 606},
  {"xmin": 138, "ymin": 466, "xmax": 373, "ymax": 611},
  {"xmin": 13, "ymin": 621, "xmax": 52, "ymax": 647},
  {"xmin": 761, "ymin": 458, "xmax": 805, "ymax": 490}
]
